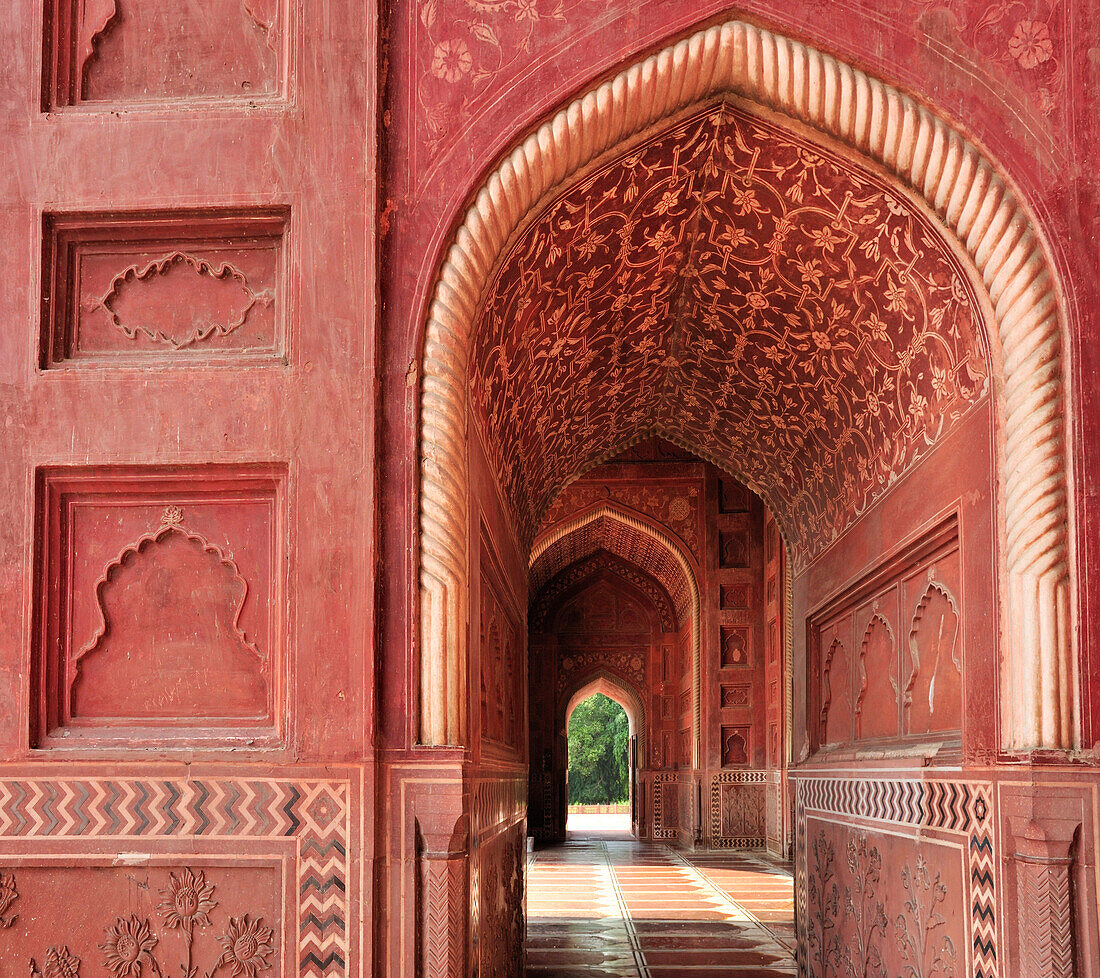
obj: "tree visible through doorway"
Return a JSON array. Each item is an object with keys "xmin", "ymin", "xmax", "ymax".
[{"xmin": 567, "ymin": 693, "xmax": 629, "ymax": 805}]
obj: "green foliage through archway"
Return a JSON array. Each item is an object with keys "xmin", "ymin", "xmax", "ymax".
[{"xmin": 567, "ymin": 693, "xmax": 629, "ymax": 805}]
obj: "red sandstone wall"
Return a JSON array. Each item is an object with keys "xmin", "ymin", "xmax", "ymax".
[{"xmin": 1, "ymin": 2, "xmax": 376, "ymax": 975}]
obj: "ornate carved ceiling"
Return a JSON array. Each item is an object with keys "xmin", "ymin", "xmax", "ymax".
[
  {"xmin": 530, "ymin": 549, "xmax": 677, "ymax": 633},
  {"xmin": 529, "ymin": 516, "xmax": 692, "ymax": 624},
  {"xmin": 469, "ymin": 102, "xmax": 990, "ymax": 565}
]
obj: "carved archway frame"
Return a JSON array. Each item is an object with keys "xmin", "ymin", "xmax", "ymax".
[
  {"xmin": 532, "ymin": 503, "xmax": 700, "ymax": 766},
  {"xmin": 418, "ymin": 19, "xmax": 1074, "ymax": 752}
]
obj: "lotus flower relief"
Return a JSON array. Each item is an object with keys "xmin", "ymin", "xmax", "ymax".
[
  {"xmin": 158, "ymin": 867, "xmax": 218, "ymax": 938},
  {"xmin": 218, "ymin": 915, "xmax": 275, "ymax": 978},
  {"xmin": 99, "ymin": 915, "xmax": 158, "ymax": 978}
]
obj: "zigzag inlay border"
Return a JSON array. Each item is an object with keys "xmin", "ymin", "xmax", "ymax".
[
  {"xmin": 796, "ymin": 776, "xmax": 996, "ymax": 978},
  {"xmin": 0, "ymin": 775, "xmax": 351, "ymax": 978}
]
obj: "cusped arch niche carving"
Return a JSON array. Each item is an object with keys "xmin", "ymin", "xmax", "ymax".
[
  {"xmin": 905, "ymin": 577, "xmax": 962, "ymax": 736},
  {"xmin": 71, "ymin": 506, "xmax": 267, "ymax": 723},
  {"xmin": 418, "ymin": 18, "xmax": 1074, "ymax": 751},
  {"xmin": 856, "ymin": 612, "xmax": 897, "ymax": 741}
]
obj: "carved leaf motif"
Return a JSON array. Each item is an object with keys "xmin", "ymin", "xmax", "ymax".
[
  {"xmin": 0, "ymin": 871, "xmax": 17, "ymax": 927},
  {"xmin": 99, "ymin": 252, "xmax": 269, "ymax": 350},
  {"xmin": 41, "ymin": 946, "xmax": 81, "ymax": 978},
  {"xmin": 469, "ymin": 22, "xmax": 499, "ymax": 46}
]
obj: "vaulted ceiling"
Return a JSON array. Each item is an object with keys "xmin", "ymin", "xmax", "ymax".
[
  {"xmin": 529, "ymin": 517, "xmax": 692, "ymax": 625},
  {"xmin": 469, "ymin": 101, "xmax": 990, "ymax": 565}
]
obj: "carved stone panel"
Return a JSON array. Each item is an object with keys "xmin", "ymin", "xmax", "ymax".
[
  {"xmin": 904, "ymin": 571, "xmax": 963, "ymax": 737},
  {"xmin": 479, "ymin": 553, "xmax": 522, "ymax": 752},
  {"xmin": 720, "ymin": 684, "xmax": 750, "ymax": 709},
  {"xmin": 1, "ymin": 862, "xmax": 282, "ymax": 978},
  {"xmin": 718, "ymin": 782, "xmax": 765, "ymax": 840},
  {"xmin": 856, "ymin": 608, "xmax": 899, "ymax": 741},
  {"xmin": 820, "ymin": 630, "xmax": 852, "ymax": 747},
  {"xmin": 720, "ymin": 725, "xmax": 750, "ymax": 767},
  {"xmin": 43, "ymin": 0, "xmax": 288, "ymax": 109},
  {"xmin": 34, "ymin": 465, "xmax": 286, "ymax": 747},
  {"xmin": 719, "ymin": 529, "xmax": 749, "ymax": 568},
  {"xmin": 41, "ymin": 210, "xmax": 289, "ymax": 367},
  {"xmin": 720, "ymin": 583, "xmax": 750, "ymax": 609},
  {"xmin": 0, "ymin": 772, "xmax": 351, "ymax": 978},
  {"xmin": 812, "ymin": 517, "xmax": 962, "ymax": 751}
]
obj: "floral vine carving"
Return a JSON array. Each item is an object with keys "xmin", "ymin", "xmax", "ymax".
[
  {"xmin": 24, "ymin": 868, "xmax": 273, "ymax": 978},
  {"xmin": 157, "ymin": 868, "xmax": 219, "ymax": 977},
  {"xmin": 470, "ymin": 102, "xmax": 989, "ymax": 559},
  {"xmin": 844, "ymin": 836, "xmax": 888, "ymax": 978},
  {"xmin": 895, "ymin": 856, "xmax": 956, "ymax": 978},
  {"xmin": 806, "ymin": 830, "xmax": 841, "ymax": 977}
]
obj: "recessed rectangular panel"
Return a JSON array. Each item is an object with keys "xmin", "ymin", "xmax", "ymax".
[
  {"xmin": 33, "ymin": 464, "xmax": 288, "ymax": 748},
  {"xmin": 720, "ymin": 683, "xmax": 750, "ymax": 709},
  {"xmin": 720, "ymin": 625, "xmax": 750, "ymax": 668},
  {"xmin": 42, "ymin": 210, "xmax": 289, "ymax": 368},
  {"xmin": 42, "ymin": 0, "xmax": 289, "ymax": 109},
  {"xmin": 1, "ymin": 857, "xmax": 285, "ymax": 975},
  {"xmin": 810, "ymin": 514, "xmax": 961, "ymax": 751},
  {"xmin": 720, "ymin": 725, "xmax": 750, "ymax": 766}
]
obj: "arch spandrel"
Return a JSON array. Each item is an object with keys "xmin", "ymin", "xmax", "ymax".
[{"xmin": 418, "ymin": 18, "xmax": 1074, "ymax": 752}]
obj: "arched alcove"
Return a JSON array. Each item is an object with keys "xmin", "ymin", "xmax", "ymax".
[{"xmin": 417, "ymin": 18, "xmax": 1075, "ymax": 756}]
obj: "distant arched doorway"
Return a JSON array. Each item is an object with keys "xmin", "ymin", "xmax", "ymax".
[
  {"xmin": 528, "ymin": 531, "xmax": 672, "ymax": 843},
  {"xmin": 565, "ymin": 683, "xmax": 639, "ymax": 837}
]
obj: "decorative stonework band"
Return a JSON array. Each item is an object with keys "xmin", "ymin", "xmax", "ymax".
[
  {"xmin": 796, "ymin": 776, "xmax": 996, "ymax": 977},
  {"xmin": 0, "ymin": 774, "xmax": 351, "ymax": 978},
  {"xmin": 417, "ymin": 18, "xmax": 1073, "ymax": 750}
]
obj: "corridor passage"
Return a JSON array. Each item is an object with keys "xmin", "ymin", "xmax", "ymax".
[{"xmin": 525, "ymin": 829, "xmax": 796, "ymax": 977}]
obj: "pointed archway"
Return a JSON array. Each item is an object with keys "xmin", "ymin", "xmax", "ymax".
[{"xmin": 417, "ymin": 18, "xmax": 1075, "ymax": 757}]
